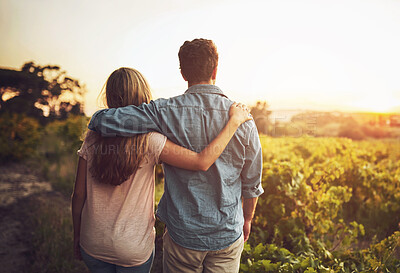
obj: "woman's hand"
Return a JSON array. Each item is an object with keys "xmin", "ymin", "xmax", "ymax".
[
  {"xmin": 229, "ymin": 102, "xmax": 252, "ymax": 127},
  {"xmin": 74, "ymin": 237, "xmax": 82, "ymax": 260}
]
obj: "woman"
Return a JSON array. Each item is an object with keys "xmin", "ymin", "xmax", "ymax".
[{"xmin": 71, "ymin": 67, "xmax": 251, "ymax": 273}]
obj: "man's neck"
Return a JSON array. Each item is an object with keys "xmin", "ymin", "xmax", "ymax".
[{"xmin": 188, "ymin": 79, "xmax": 215, "ymax": 87}]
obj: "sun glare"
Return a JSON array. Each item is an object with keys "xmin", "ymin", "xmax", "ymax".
[
  {"xmin": 1, "ymin": 0, "xmax": 400, "ymax": 116},
  {"xmin": 350, "ymin": 96, "xmax": 399, "ymax": 113}
]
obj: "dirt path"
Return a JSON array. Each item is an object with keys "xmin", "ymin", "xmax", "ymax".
[{"xmin": 0, "ymin": 163, "xmax": 53, "ymax": 272}]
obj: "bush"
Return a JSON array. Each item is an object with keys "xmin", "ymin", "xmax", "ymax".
[
  {"xmin": 36, "ymin": 115, "xmax": 89, "ymax": 195},
  {"xmin": 361, "ymin": 124, "xmax": 391, "ymax": 138},
  {"xmin": 338, "ymin": 122, "xmax": 365, "ymax": 140},
  {"xmin": 0, "ymin": 112, "xmax": 42, "ymax": 163}
]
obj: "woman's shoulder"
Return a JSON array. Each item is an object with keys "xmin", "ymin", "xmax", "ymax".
[
  {"xmin": 78, "ymin": 130, "xmax": 99, "ymax": 153},
  {"xmin": 147, "ymin": 132, "xmax": 167, "ymax": 159},
  {"xmin": 84, "ymin": 129, "xmax": 97, "ymax": 139},
  {"xmin": 82, "ymin": 130, "xmax": 100, "ymax": 144}
]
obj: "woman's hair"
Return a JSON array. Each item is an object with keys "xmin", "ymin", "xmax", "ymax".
[{"xmin": 90, "ymin": 67, "xmax": 152, "ymax": 186}]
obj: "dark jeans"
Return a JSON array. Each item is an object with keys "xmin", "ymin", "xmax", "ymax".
[{"xmin": 80, "ymin": 247, "xmax": 155, "ymax": 273}]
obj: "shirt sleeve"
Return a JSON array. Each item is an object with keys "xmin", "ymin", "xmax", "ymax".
[
  {"xmin": 241, "ymin": 124, "xmax": 264, "ymax": 199},
  {"xmin": 147, "ymin": 132, "xmax": 167, "ymax": 165},
  {"xmin": 88, "ymin": 100, "xmax": 163, "ymax": 137},
  {"xmin": 77, "ymin": 130, "xmax": 97, "ymax": 160}
]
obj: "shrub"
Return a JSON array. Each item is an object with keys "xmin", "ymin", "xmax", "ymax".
[
  {"xmin": 0, "ymin": 112, "xmax": 41, "ymax": 163},
  {"xmin": 338, "ymin": 122, "xmax": 365, "ymax": 140},
  {"xmin": 34, "ymin": 115, "xmax": 89, "ymax": 195}
]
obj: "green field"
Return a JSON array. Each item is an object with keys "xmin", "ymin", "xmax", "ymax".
[
  {"xmin": 2, "ymin": 115, "xmax": 399, "ymax": 272},
  {"xmin": 241, "ymin": 136, "xmax": 400, "ymax": 272}
]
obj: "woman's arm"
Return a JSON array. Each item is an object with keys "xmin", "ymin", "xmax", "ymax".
[
  {"xmin": 71, "ymin": 157, "xmax": 87, "ymax": 260},
  {"xmin": 159, "ymin": 102, "xmax": 252, "ymax": 171}
]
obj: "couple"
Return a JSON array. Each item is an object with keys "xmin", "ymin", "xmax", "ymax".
[{"xmin": 72, "ymin": 38, "xmax": 264, "ymax": 273}]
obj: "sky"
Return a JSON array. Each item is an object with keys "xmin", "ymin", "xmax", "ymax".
[{"xmin": 1, "ymin": 0, "xmax": 400, "ymax": 115}]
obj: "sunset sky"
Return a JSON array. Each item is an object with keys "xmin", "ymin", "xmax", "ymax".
[{"xmin": 1, "ymin": 0, "xmax": 400, "ymax": 115}]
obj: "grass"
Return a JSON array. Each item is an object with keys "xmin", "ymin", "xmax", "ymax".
[
  {"xmin": 22, "ymin": 192, "xmax": 89, "ymax": 273},
  {"xmin": 155, "ymin": 179, "xmax": 164, "ymax": 205}
]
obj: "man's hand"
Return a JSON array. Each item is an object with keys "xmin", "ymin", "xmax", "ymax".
[
  {"xmin": 243, "ymin": 219, "xmax": 252, "ymax": 242},
  {"xmin": 243, "ymin": 197, "xmax": 258, "ymax": 242}
]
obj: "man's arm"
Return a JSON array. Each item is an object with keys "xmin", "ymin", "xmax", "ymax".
[
  {"xmin": 241, "ymin": 123, "xmax": 264, "ymax": 242},
  {"xmin": 88, "ymin": 100, "xmax": 163, "ymax": 137},
  {"xmin": 243, "ymin": 197, "xmax": 258, "ymax": 242}
]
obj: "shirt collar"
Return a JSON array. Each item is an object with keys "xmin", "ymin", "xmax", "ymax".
[{"xmin": 184, "ymin": 84, "xmax": 228, "ymax": 98}]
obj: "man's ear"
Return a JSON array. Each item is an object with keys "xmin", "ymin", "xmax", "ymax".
[
  {"xmin": 180, "ymin": 70, "xmax": 188, "ymax": 81},
  {"xmin": 211, "ymin": 66, "xmax": 217, "ymax": 80}
]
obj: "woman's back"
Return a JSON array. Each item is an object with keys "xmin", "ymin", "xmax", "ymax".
[{"xmin": 78, "ymin": 130, "xmax": 166, "ymax": 267}]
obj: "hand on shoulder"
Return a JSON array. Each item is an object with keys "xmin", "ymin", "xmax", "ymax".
[{"xmin": 229, "ymin": 102, "xmax": 253, "ymax": 127}]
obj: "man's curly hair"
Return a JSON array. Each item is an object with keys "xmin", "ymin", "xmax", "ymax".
[{"xmin": 178, "ymin": 39, "xmax": 218, "ymax": 83}]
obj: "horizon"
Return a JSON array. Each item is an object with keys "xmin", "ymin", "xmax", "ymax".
[{"xmin": 1, "ymin": 0, "xmax": 400, "ymax": 115}]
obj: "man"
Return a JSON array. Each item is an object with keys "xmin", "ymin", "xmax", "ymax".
[{"xmin": 88, "ymin": 38, "xmax": 263, "ymax": 272}]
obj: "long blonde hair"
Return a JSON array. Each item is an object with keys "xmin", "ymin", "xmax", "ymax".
[{"xmin": 90, "ymin": 67, "xmax": 152, "ymax": 185}]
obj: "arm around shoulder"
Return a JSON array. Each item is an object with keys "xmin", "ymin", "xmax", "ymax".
[
  {"xmin": 159, "ymin": 102, "xmax": 253, "ymax": 171},
  {"xmin": 88, "ymin": 101, "xmax": 162, "ymax": 137},
  {"xmin": 160, "ymin": 117, "xmax": 243, "ymax": 171}
]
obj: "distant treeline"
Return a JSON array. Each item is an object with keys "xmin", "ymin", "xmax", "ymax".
[{"xmin": 250, "ymin": 104, "xmax": 399, "ymax": 140}]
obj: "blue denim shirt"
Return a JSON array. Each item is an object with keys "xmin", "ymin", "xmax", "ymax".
[{"xmin": 88, "ymin": 85, "xmax": 264, "ymax": 251}]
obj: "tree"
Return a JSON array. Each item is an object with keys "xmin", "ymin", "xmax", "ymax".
[
  {"xmin": 0, "ymin": 62, "xmax": 86, "ymax": 123},
  {"xmin": 251, "ymin": 101, "xmax": 272, "ymax": 134}
]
